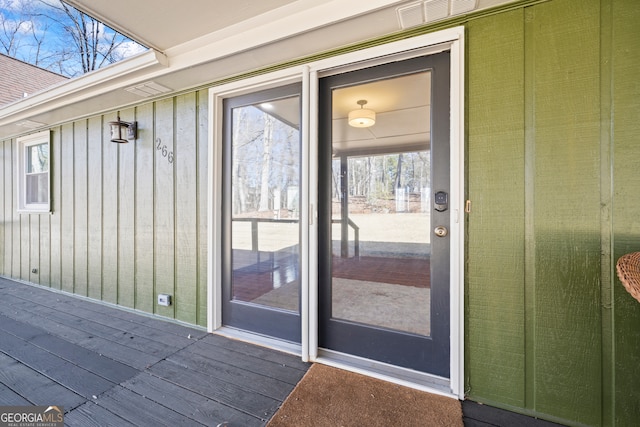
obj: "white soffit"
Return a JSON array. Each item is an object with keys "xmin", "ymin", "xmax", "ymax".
[
  {"xmin": 0, "ymin": 0, "xmax": 517, "ymax": 138},
  {"xmin": 63, "ymin": 0, "xmax": 299, "ymax": 52},
  {"xmin": 63, "ymin": 0, "xmax": 400, "ymax": 53}
]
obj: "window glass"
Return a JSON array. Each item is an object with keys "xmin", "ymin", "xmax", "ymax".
[
  {"xmin": 27, "ymin": 143, "xmax": 49, "ymax": 174},
  {"xmin": 230, "ymin": 95, "xmax": 301, "ymax": 313},
  {"xmin": 17, "ymin": 131, "xmax": 50, "ymax": 212}
]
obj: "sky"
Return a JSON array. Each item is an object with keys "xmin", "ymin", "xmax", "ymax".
[{"xmin": 0, "ymin": 0, "xmax": 147, "ymax": 77}]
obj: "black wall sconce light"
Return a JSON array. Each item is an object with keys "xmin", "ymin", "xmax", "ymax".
[{"xmin": 109, "ymin": 115, "xmax": 137, "ymax": 143}]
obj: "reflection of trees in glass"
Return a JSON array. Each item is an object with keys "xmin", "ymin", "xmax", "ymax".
[
  {"xmin": 25, "ymin": 142, "xmax": 49, "ymax": 204},
  {"xmin": 333, "ymin": 151, "xmax": 430, "ymax": 212},
  {"xmin": 28, "ymin": 143, "xmax": 48, "ymax": 173},
  {"xmin": 232, "ymin": 102, "xmax": 300, "ymax": 216}
]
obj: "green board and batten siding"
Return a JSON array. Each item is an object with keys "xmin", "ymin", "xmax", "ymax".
[
  {"xmin": 0, "ymin": 1, "xmax": 639, "ymax": 426},
  {"xmin": 467, "ymin": 0, "xmax": 640, "ymax": 425},
  {"xmin": 611, "ymin": 0, "xmax": 640, "ymax": 425},
  {"xmin": 0, "ymin": 92, "xmax": 209, "ymax": 327}
]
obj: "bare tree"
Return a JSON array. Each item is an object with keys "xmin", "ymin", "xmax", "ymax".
[
  {"xmin": 0, "ymin": 0, "xmax": 145, "ymax": 77},
  {"xmin": 258, "ymin": 115, "xmax": 274, "ymax": 212},
  {"xmin": 0, "ymin": 0, "xmax": 28, "ymax": 57}
]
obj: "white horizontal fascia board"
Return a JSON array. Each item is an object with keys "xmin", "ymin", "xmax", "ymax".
[
  {"xmin": 309, "ymin": 26, "xmax": 464, "ymax": 74},
  {"xmin": 0, "ymin": 49, "xmax": 167, "ymax": 126}
]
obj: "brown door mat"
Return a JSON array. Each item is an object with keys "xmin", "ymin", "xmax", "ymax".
[{"xmin": 268, "ymin": 363, "xmax": 462, "ymax": 427}]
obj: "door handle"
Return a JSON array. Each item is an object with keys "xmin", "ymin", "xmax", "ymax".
[{"xmin": 434, "ymin": 226, "xmax": 448, "ymax": 237}]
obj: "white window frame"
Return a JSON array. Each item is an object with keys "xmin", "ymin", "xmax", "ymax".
[{"xmin": 17, "ymin": 130, "xmax": 51, "ymax": 213}]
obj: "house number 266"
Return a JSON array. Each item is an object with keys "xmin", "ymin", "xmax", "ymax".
[{"xmin": 156, "ymin": 138, "xmax": 174, "ymax": 164}]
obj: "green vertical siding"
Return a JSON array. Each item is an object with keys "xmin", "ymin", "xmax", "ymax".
[
  {"xmin": 60, "ymin": 122, "xmax": 74, "ymax": 293},
  {"xmin": 531, "ymin": 0, "xmax": 602, "ymax": 423},
  {"xmin": 154, "ymin": 98, "xmax": 176, "ymax": 319},
  {"xmin": 102, "ymin": 112, "xmax": 119, "ymax": 304},
  {"xmin": 467, "ymin": 0, "xmax": 640, "ymax": 425},
  {"xmin": 0, "ymin": 94, "xmax": 209, "ymax": 327},
  {"xmin": 118, "ymin": 107, "xmax": 136, "ymax": 308},
  {"xmin": 197, "ymin": 90, "xmax": 209, "ymax": 326},
  {"xmin": 1, "ymin": 141, "xmax": 8, "ymax": 274},
  {"xmin": 87, "ymin": 116, "xmax": 103, "ymax": 300},
  {"xmin": 74, "ymin": 121, "xmax": 88, "ymax": 296},
  {"xmin": 134, "ymin": 103, "xmax": 155, "ymax": 314},
  {"xmin": 175, "ymin": 93, "xmax": 199, "ymax": 324},
  {"xmin": 611, "ymin": 0, "xmax": 640, "ymax": 425},
  {"xmin": 50, "ymin": 129, "xmax": 62, "ymax": 290},
  {"xmin": 466, "ymin": 8, "xmax": 526, "ymax": 408}
]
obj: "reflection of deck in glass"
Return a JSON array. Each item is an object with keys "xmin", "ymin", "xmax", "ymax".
[
  {"xmin": 231, "ymin": 241, "xmax": 431, "ymax": 336},
  {"xmin": 231, "ymin": 218, "xmax": 301, "ymax": 312},
  {"xmin": 232, "ymin": 248, "xmax": 300, "ymax": 311}
]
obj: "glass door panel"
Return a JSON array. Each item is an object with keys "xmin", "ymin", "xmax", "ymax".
[
  {"xmin": 330, "ymin": 150, "xmax": 431, "ymax": 336},
  {"xmin": 318, "ymin": 52, "xmax": 450, "ymax": 376},
  {"xmin": 223, "ymin": 83, "xmax": 302, "ymax": 343}
]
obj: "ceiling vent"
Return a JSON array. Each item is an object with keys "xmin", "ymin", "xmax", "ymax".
[
  {"xmin": 425, "ymin": 0, "xmax": 449, "ymax": 22},
  {"xmin": 125, "ymin": 81, "xmax": 172, "ymax": 98},
  {"xmin": 397, "ymin": 2, "xmax": 425, "ymax": 29},
  {"xmin": 450, "ymin": 0, "xmax": 477, "ymax": 15},
  {"xmin": 397, "ymin": 0, "xmax": 478, "ymax": 28},
  {"xmin": 15, "ymin": 119, "xmax": 46, "ymax": 129}
]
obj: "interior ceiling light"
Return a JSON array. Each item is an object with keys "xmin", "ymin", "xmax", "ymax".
[{"xmin": 348, "ymin": 100, "xmax": 376, "ymax": 128}]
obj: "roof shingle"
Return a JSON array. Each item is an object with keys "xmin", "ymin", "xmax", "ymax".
[{"xmin": 0, "ymin": 53, "xmax": 68, "ymax": 107}]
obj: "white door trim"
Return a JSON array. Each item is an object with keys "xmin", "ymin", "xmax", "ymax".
[{"xmin": 207, "ymin": 26, "xmax": 465, "ymax": 398}]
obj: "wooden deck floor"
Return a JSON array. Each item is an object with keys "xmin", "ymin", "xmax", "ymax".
[
  {"xmin": 0, "ymin": 277, "xmax": 566, "ymax": 427},
  {"xmin": 0, "ymin": 277, "xmax": 309, "ymax": 427}
]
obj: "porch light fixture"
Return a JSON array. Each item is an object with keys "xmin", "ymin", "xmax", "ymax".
[
  {"xmin": 348, "ymin": 100, "xmax": 376, "ymax": 128},
  {"xmin": 109, "ymin": 115, "xmax": 137, "ymax": 143}
]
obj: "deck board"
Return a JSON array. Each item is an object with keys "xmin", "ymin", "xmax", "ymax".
[
  {"xmin": 204, "ymin": 333, "xmax": 309, "ymax": 371},
  {"xmin": 186, "ymin": 338, "xmax": 307, "ymax": 385},
  {"xmin": 0, "ymin": 330, "xmax": 115, "ymax": 398},
  {"xmin": 167, "ymin": 348, "xmax": 295, "ymax": 400},
  {"xmin": 0, "ymin": 278, "xmax": 309, "ymax": 426},
  {"xmin": 147, "ymin": 359, "xmax": 281, "ymax": 419},
  {"xmin": 0, "ymin": 382, "xmax": 34, "ymax": 406},
  {"xmin": 2, "ymin": 297, "xmax": 183, "ymax": 356},
  {"xmin": 122, "ymin": 372, "xmax": 263, "ymax": 426},
  {"xmin": 0, "ymin": 353, "xmax": 86, "ymax": 409},
  {"xmin": 0, "ymin": 314, "xmax": 139, "ymax": 384},
  {"xmin": 0, "ymin": 305, "xmax": 166, "ymax": 370},
  {"xmin": 64, "ymin": 402, "xmax": 138, "ymax": 427},
  {"xmin": 92, "ymin": 386, "xmax": 201, "ymax": 426}
]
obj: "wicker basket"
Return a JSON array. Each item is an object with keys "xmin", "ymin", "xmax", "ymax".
[{"xmin": 616, "ymin": 252, "xmax": 640, "ymax": 303}]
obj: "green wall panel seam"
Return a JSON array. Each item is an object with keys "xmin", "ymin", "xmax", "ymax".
[
  {"xmin": 194, "ymin": 91, "xmax": 202, "ymax": 327},
  {"xmin": 133, "ymin": 106, "xmax": 139, "ymax": 311},
  {"xmin": 523, "ymin": 6, "xmax": 537, "ymax": 412},
  {"xmin": 100, "ymin": 116, "xmax": 105, "ymax": 301},
  {"xmin": 599, "ymin": 1, "xmax": 614, "ymax": 425},
  {"xmin": 173, "ymin": 96, "xmax": 178, "ymax": 320},
  {"xmin": 152, "ymin": 101, "xmax": 157, "ymax": 315}
]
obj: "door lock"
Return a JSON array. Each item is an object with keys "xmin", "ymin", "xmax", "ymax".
[
  {"xmin": 434, "ymin": 191, "xmax": 448, "ymax": 212},
  {"xmin": 434, "ymin": 226, "xmax": 448, "ymax": 237}
]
